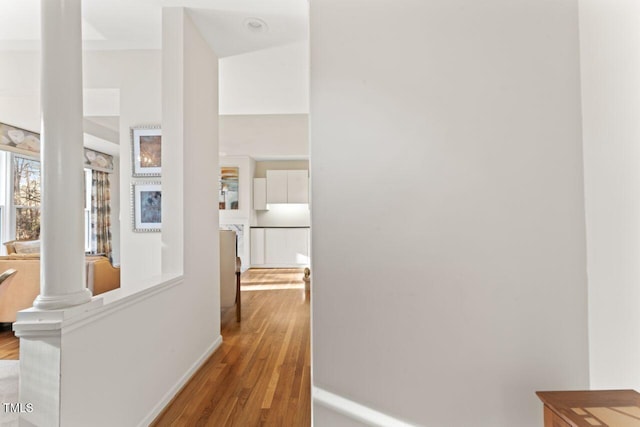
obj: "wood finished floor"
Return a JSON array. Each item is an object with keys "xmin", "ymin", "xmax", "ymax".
[
  {"xmin": 0, "ymin": 269, "xmax": 310, "ymax": 425},
  {"xmin": 153, "ymin": 268, "xmax": 311, "ymax": 427},
  {"xmin": 0, "ymin": 327, "xmax": 19, "ymax": 360}
]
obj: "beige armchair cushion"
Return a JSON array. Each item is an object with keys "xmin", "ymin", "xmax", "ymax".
[
  {"xmin": 13, "ymin": 240, "xmax": 40, "ymax": 254},
  {"xmin": 0, "ymin": 255, "xmax": 120, "ymax": 323},
  {"xmin": 3, "ymin": 240, "xmax": 39, "ymax": 255}
]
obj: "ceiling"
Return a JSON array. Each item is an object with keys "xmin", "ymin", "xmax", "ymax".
[
  {"xmin": 0, "ymin": 0, "xmax": 308, "ymax": 57},
  {"xmin": 0, "ymin": 0, "xmax": 309, "ymax": 154}
]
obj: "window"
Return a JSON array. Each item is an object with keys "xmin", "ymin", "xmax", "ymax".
[
  {"xmin": 12, "ymin": 156, "xmax": 41, "ymax": 240},
  {"xmin": 9, "ymin": 156, "xmax": 93, "ymax": 250}
]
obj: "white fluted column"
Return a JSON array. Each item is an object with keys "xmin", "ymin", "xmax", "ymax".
[{"xmin": 33, "ymin": 0, "xmax": 91, "ymax": 309}]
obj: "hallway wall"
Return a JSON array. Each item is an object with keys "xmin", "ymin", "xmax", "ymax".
[
  {"xmin": 58, "ymin": 9, "xmax": 221, "ymax": 425},
  {"xmin": 579, "ymin": 0, "xmax": 640, "ymax": 390},
  {"xmin": 310, "ymin": 1, "xmax": 589, "ymax": 426}
]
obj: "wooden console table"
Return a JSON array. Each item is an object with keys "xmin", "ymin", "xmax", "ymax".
[{"xmin": 536, "ymin": 390, "xmax": 640, "ymax": 426}]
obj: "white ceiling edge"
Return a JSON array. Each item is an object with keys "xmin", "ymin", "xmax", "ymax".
[
  {"xmin": 187, "ymin": 8, "xmax": 308, "ymax": 58},
  {"xmin": 163, "ymin": 0, "xmax": 308, "ymax": 16},
  {"xmin": 84, "ymin": 133, "xmax": 120, "ymax": 157},
  {"xmin": 0, "ymin": 0, "xmax": 306, "ymax": 54}
]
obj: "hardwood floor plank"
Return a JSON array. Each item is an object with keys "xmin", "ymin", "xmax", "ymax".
[
  {"xmin": 153, "ymin": 268, "xmax": 310, "ymax": 427},
  {"xmin": 0, "ymin": 328, "xmax": 19, "ymax": 360},
  {"xmin": 0, "ymin": 269, "xmax": 311, "ymax": 425}
]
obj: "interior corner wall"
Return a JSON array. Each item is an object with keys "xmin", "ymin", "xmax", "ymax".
[
  {"xmin": 579, "ymin": 0, "xmax": 640, "ymax": 390},
  {"xmin": 179, "ymin": 4, "xmax": 220, "ymax": 355},
  {"xmin": 310, "ymin": 1, "xmax": 588, "ymax": 426},
  {"xmin": 59, "ymin": 10, "xmax": 220, "ymax": 426},
  {"xmin": 161, "ymin": 8, "xmax": 185, "ymax": 277},
  {"xmin": 83, "ymin": 50, "xmax": 163, "ymax": 288},
  {"xmin": 162, "ymin": 6, "xmax": 219, "ymax": 292}
]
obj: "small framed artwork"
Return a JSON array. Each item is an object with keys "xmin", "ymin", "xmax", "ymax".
[
  {"xmin": 219, "ymin": 167, "xmax": 239, "ymax": 210},
  {"xmin": 132, "ymin": 182, "xmax": 162, "ymax": 232},
  {"xmin": 131, "ymin": 126, "xmax": 162, "ymax": 177}
]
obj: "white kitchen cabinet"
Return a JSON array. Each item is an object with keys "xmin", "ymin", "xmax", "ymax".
[
  {"xmin": 266, "ymin": 170, "xmax": 288, "ymax": 204},
  {"xmin": 287, "ymin": 170, "xmax": 309, "ymax": 203},
  {"xmin": 288, "ymin": 228, "xmax": 310, "ymax": 264},
  {"xmin": 253, "ymin": 178, "xmax": 267, "ymax": 210},
  {"xmin": 265, "ymin": 228, "xmax": 289, "ymax": 265},
  {"xmin": 253, "ymin": 227, "xmax": 310, "ymax": 267},
  {"xmin": 265, "ymin": 170, "xmax": 309, "ymax": 204},
  {"xmin": 250, "ymin": 228, "xmax": 265, "ymax": 265}
]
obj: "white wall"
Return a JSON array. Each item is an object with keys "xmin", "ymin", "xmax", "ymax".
[
  {"xmin": 59, "ymin": 9, "xmax": 220, "ymax": 426},
  {"xmin": 219, "ymin": 114, "xmax": 308, "ymax": 158},
  {"xmin": 579, "ymin": 0, "xmax": 640, "ymax": 390},
  {"xmin": 219, "ymin": 41, "xmax": 308, "ymax": 115},
  {"xmin": 83, "ymin": 50, "xmax": 162, "ymax": 287},
  {"xmin": 0, "ymin": 52, "xmax": 40, "ymax": 132},
  {"xmin": 311, "ymin": 1, "xmax": 588, "ymax": 426}
]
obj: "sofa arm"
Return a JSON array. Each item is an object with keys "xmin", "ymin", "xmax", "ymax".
[
  {"xmin": 0, "ymin": 260, "xmax": 41, "ymax": 323},
  {"xmin": 87, "ymin": 257, "xmax": 120, "ymax": 295},
  {"xmin": 0, "ymin": 269, "xmax": 17, "ymax": 285}
]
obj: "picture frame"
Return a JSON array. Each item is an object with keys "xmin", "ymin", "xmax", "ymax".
[
  {"xmin": 219, "ymin": 166, "xmax": 239, "ymax": 210},
  {"xmin": 132, "ymin": 182, "xmax": 162, "ymax": 232},
  {"xmin": 131, "ymin": 126, "xmax": 162, "ymax": 177}
]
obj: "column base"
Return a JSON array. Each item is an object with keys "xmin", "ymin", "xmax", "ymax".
[
  {"xmin": 13, "ymin": 296, "xmax": 103, "ymax": 427},
  {"xmin": 33, "ymin": 288, "xmax": 93, "ymax": 310}
]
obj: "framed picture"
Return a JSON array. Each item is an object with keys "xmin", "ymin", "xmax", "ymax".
[
  {"xmin": 219, "ymin": 167, "xmax": 239, "ymax": 210},
  {"xmin": 131, "ymin": 126, "xmax": 162, "ymax": 177},
  {"xmin": 132, "ymin": 182, "xmax": 161, "ymax": 232}
]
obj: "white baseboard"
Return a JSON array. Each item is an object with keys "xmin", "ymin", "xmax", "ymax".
[
  {"xmin": 138, "ymin": 335, "xmax": 223, "ymax": 427},
  {"xmin": 313, "ymin": 387, "xmax": 417, "ymax": 427}
]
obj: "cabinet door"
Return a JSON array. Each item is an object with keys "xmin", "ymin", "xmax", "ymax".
[
  {"xmin": 266, "ymin": 170, "xmax": 288, "ymax": 204},
  {"xmin": 287, "ymin": 170, "xmax": 309, "ymax": 203},
  {"xmin": 265, "ymin": 228, "xmax": 289, "ymax": 264},
  {"xmin": 253, "ymin": 178, "xmax": 267, "ymax": 210},
  {"xmin": 288, "ymin": 228, "xmax": 310, "ymax": 265},
  {"xmin": 250, "ymin": 228, "xmax": 265, "ymax": 265}
]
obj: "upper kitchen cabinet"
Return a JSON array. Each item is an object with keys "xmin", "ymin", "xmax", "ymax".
[
  {"xmin": 287, "ymin": 170, "xmax": 309, "ymax": 203},
  {"xmin": 266, "ymin": 170, "xmax": 308, "ymax": 204},
  {"xmin": 266, "ymin": 170, "xmax": 289, "ymax": 203}
]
